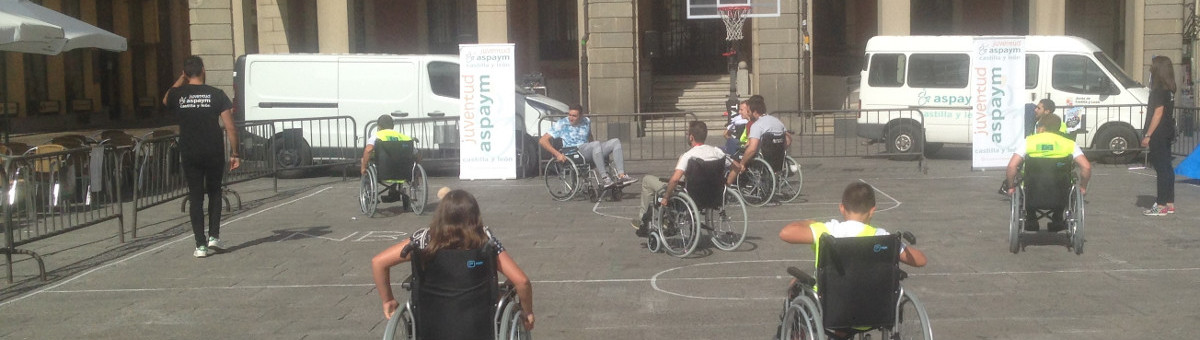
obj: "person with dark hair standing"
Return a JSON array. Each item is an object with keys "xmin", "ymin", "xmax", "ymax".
[
  {"xmin": 371, "ymin": 189, "xmax": 535, "ymax": 335},
  {"xmin": 1141, "ymin": 56, "xmax": 1178, "ymax": 216},
  {"xmin": 163, "ymin": 55, "xmax": 240, "ymax": 258}
]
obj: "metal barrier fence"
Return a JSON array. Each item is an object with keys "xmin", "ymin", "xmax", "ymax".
[
  {"xmin": 371, "ymin": 117, "xmax": 462, "ymax": 165},
  {"xmin": 773, "ymin": 109, "xmax": 927, "ymax": 167},
  {"xmin": 244, "ymin": 116, "xmax": 359, "ymax": 175},
  {"xmin": 536, "ymin": 112, "xmax": 700, "ymax": 164},
  {"xmin": 1175, "ymin": 107, "xmax": 1199, "ymax": 157},
  {"xmin": 3, "ymin": 143, "xmax": 129, "ymax": 283}
]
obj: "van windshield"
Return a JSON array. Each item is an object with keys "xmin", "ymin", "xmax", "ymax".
[{"xmin": 1094, "ymin": 52, "xmax": 1142, "ymax": 89}]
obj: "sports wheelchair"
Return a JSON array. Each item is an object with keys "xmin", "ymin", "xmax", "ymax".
[
  {"xmin": 780, "ymin": 233, "xmax": 932, "ymax": 340},
  {"xmin": 1008, "ymin": 157, "xmax": 1085, "ymax": 254},
  {"xmin": 360, "ymin": 140, "xmax": 428, "ymax": 217},
  {"xmin": 645, "ymin": 158, "xmax": 748, "ymax": 258},
  {"xmin": 382, "ymin": 243, "xmax": 530, "ymax": 340},
  {"xmin": 735, "ymin": 132, "xmax": 802, "ymax": 207},
  {"xmin": 543, "ymin": 138, "xmax": 625, "ymax": 202}
]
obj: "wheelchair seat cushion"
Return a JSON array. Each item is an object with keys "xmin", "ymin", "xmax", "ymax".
[
  {"xmin": 1022, "ymin": 156, "xmax": 1073, "ymax": 210},
  {"xmin": 684, "ymin": 157, "xmax": 727, "ymax": 210},
  {"xmin": 375, "ymin": 140, "xmax": 417, "ymax": 182},
  {"xmin": 816, "ymin": 233, "xmax": 902, "ymax": 330}
]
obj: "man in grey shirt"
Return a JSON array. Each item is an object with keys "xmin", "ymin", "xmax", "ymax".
[{"xmin": 726, "ymin": 98, "xmax": 789, "ymax": 184}]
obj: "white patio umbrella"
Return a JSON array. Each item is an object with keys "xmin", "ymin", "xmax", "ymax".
[
  {"xmin": 0, "ymin": 10, "xmax": 65, "ymax": 55},
  {"xmin": 0, "ymin": 0, "xmax": 126, "ymax": 53}
]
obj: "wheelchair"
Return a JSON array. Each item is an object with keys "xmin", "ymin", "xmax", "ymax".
[
  {"xmin": 360, "ymin": 140, "xmax": 428, "ymax": 217},
  {"xmin": 1008, "ymin": 157, "xmax": 1085, "ymax": 254},
  {"xmin": 780, "ymin": 233, "xmax": 932, "ymax": 340},
  {"xmin": 543, "ymin": 139, "xmax": 624, "ymax": 202},
  {"xmin": 382, "ymin": 243, "xmax": 530, "ymax": 340},
  {"xmin": 645, "ymin": 158, "xmax": 749, "ymax": 258},
  {"xmin": 735, "ymin": 132, "xmax": 802, "ymax": 207}
]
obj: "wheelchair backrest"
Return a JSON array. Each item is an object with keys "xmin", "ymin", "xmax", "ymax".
[
  {"xmin": 1022, "ymin": 156, "xmax": 1073, "ymax": 210},
  {"xmin": 375, "ymin": 140, "xmax": 416, "ymax": 182},
  {"xmin": 407, "ymin": 242, "xmax": 500, "ymax": 340},
  {"xmin": 684, "ymin": 157, "xmax": 727, "ymax": 210},
  {"xmin": 816, "ymin": 233, "xmax": 902, "ymax": 330},
  {"xmin": 759, "ymin": 132, "xmax": 787, "ymax": 172}
]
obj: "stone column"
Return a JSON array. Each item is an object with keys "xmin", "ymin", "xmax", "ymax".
[
  {"xmin": 751, "ymin": 0, "xmax": 802, "ymax": 111},
  {"xmin": 877, "ymin": 0, "xmax": 910, "ymax": 36},
  {"xmin": 1028, "ymin": 0, "xmax": 1065, "ymax": 35},
  {"xmin": 585, "ymin": 0, "xmax": 637, "ymax": 114},
  {"xmin": 317, "ymin": 0, "xmax": 351, "ymax": 53},
  {"xmin": 256, "ymin": 0, "xmax": 289, "ymax": 54},
  {"xmin": 478, "ymin": 0, "xmax": 510, "ymax": 43},
  {"xmin": 1142, "ymin": 0, "xmax": 1183, "ymax": 80},
  {"xmin": 188, "ymin": 0, "xmax": 236, "ymax": 96}
]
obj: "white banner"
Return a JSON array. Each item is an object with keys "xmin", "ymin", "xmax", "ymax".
[
  {"xmin": 459, "ymin": 44, "xmax": 516, "ymax": 179},
  {"xmin": 971, "ymin": 38, "xmax": 1025, "ymax": 169}
]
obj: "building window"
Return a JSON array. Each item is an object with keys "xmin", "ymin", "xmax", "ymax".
[
  {"xmin": 537, "ymin": 0, "xmax": 576, "ymax": 60},
  {"xmin": 62, "ymin": 0, "xmax": 85, "ymax": 105},
  {"xmin": 907, "ymin": 54, "xmax": 969, "ymax": 88},
  {"xmin": 24, "ymin": 54, "xmax": 48, "ymax": 115},
  {"xmin": 429, "ymin": 0, "xmax": 477, "ymax": 54},
  {"xmin": 867, "ymin": 53, "xmax": 905, "ymax": 88}
]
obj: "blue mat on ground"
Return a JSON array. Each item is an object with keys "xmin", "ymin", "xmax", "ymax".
[{"xmin": 1177, "ymin": 144, "xmax": 1200, "ymax": 180}]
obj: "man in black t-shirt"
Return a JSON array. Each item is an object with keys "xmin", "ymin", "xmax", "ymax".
[{"xmin": 163, "ymin": 55, "xmax": 241, "ymax": 258}]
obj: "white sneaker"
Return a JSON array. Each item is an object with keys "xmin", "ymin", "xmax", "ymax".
[
  {"xmin": 207, "ymin": 237, "xmax": 221, "ymax": 249},
  {"xmin": 194, "ymin": 246, "xmax": 212, "ymax": 258}
]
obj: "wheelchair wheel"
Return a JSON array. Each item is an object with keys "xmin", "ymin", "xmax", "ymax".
[
  {"xmin": 1067, "ymin": 185, "xmax": 1085, "ymax": 255},
  {"xmin": 780, "ymin": 296, "xmax": 822, "ymax": 340},
  {"xmin": 776, "ymin": 156, "xmax": 803, "ymax": 203},
  {"xmin": 710, "ymin": 187, "xmax": 748, "ymax": 251},
  {"xmin": 1008, "ymin": 187, "xmax": 1023, "ymax": 254},
  {"xmin": 543, "ymin": 159, "xmax": 580, "ymax": 201},
  {"xmin": 497, "ymin": 298, "xmax": 532, "ymax": 340},
  {"xmin": 406, "ymin": 164, "xmax": 429, "ymax": 215},
  {"xmin": 646, "ymin": 233, "xmax": 662, "ymax": 253},
  {"xmin": 891, "ymin": 289, "xmax": 933, "ymax": 340},
  {"xmin": 382, "ymin": 303, "xmax": 414, "ymax": 340},
  {"xmin": 737, "ymin": 157, "xmax": 776, "ymax": 207},
  {"xmin": 359, "ymin": 165, "xmax": 380, "ymax": 217},
  {"xmin": 659, "ymin": 195, "xmax": 700, "ymax": 258}
]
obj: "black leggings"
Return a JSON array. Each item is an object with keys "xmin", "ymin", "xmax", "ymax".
[
  {"xmin": 183, "ymin": 156, "xmax": 226, "ymax": 247},
  {"xmin": 1148, "ymin": 138, "xmax": 1174, "ymax": 205}
]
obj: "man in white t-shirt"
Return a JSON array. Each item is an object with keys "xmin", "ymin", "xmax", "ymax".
[{"xmin": 632, "ymin": 121, "xmax": 743, "ymax": 236}]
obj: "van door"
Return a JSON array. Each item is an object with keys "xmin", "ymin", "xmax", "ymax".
[
  {"xmin": 906, "ymin": 53, "xmax": 971, "ymax": 145},
  {"xmin": 1046, "ymin": 53, "xmax": 1125, "ymax": 148},
  {"xmin": 338, "ymin": 58, "xmax": 419, "ymax": 143}
]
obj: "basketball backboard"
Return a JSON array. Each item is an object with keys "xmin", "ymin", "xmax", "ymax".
[{"xmin": 686, "ymin": 0, "xmax": 781, "ymax": 19}]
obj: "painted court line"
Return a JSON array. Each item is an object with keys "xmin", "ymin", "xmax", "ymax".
[{"xmin": 0, "ymin": 186, "xmax": 335, "ymax": 309}]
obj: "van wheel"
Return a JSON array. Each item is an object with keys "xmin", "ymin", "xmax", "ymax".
[
  {"xmin": 886, "ymin": 123, "xmax": 923, "ymax": 161},
  {"xmin": 270, "ymin": 137, "xmax": 313, "ymax": 178},
  {"xmin": 1093, "ymin": 126, "xmax": 1139, "ymax": 164},
  {"xmin": 516, "ymin": 132, "xmax": 540, "ymax": 178}
]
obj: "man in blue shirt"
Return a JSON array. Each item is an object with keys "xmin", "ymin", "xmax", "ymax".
[{"xmin": 538, "ymin": 104, "xmax": 637, "ymax": 187}]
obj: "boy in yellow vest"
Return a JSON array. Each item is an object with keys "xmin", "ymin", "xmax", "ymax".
[
  {"xmin": 1005, "ymin": 114, "xmax": 1092, "ymax": 232},
  {"xmin": 361, "ymin": 115, "xmax": 415, "ymax": 203},
  {"xmin": 780, "ymin": 181, "xmax": 927, "ymax": 269}
]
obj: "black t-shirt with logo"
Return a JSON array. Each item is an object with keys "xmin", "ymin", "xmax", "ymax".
[
  {"xmin": 1143, "ymin": 88, "xmax": 1175, "ymax": 142},
  {"xmin": 167, "ymin": 84, "xmax": 233, "ymax": 160}
]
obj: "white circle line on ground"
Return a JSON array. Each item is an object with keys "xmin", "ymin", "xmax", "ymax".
[
  {"xmin": 860, "ymin": 179, "xmax": 902, "ymax": 213},
  {"xmin": 31, "ymin": 265, "xmax": 1200, "ymax": 295},
  {"xmin": 0, "ymin": 186, "xmax": 335, "ymax": 310},
  {"xmin": 651, "ymin": 259, "xmax": 808, "ymax": 301}
]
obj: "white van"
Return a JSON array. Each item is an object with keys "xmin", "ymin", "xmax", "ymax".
[
  {"xmin": 854, "ymin": 36, "xmax": 1148, "ymax": 163},
  {"xmin": 233, "ymin": 54, "xmax": 568, "ymax": 173}
]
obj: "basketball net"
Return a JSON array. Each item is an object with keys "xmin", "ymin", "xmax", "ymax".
[{"xmin": 719, "ymin": 6, "xmax": 751, "ymax": 41}]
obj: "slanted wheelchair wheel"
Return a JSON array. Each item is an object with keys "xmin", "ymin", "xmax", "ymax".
[
  {"xmin": 382, "ymin": 304, "xmax": 414, "ymax": 340},
  {"xmin": 710, "ymin": 187, "xmax": 749, "ymax": 251},
  {"xmin": 359, "ymin": 165, "xmax": 379, "ymax": 217},
  {"xmin": 738, "ymin": 157, "xmax": 776, "ymax": 207},
  {"xmin": 780, "ymin": 296, "xmax": 822, "ymax": 340},
  {"xmin": 497, "ymin": 298, "xmax": 532, "ymax": 340},
  {"xmin": 407, "ymin": 164, "xmax": 429, "ymax": 215},
  {"xmin": 659, "ymin": 195, "xmax": 700, "ymax": 258},
  {"xmin": 543, "ymin": 159, "xmax": 580, "ymax": 201},
  {"xmin": 1008, "ymin": 187, "xmax": 1023, "ymax": 254},
  {"xmin": 776, "ymin": 156, "xmax": 804, "ymax": 203},
  {"xmin": 892, "ymin": 289, "xmax": 933, "ymax": 340},
  {"xmin": 1068, "ymin": 185, "xmax": 1085, "ymax": 255},
  {"xmin": 646, "ymin": 233, "xmax": 662, "ymax": 253}
]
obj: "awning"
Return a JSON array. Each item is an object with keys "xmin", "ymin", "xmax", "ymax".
[
  {"xmin": 0, "ymin": 10, "xmax": 64, "ymax": 54},
  {"xmin": 0, "ymin": 0, "xmax": 126, "ymax": 54}
]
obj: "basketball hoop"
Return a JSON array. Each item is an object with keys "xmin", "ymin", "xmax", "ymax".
[{"xmin": 719, "ymin": 6, "xmax": 752, "ymax": 41}]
